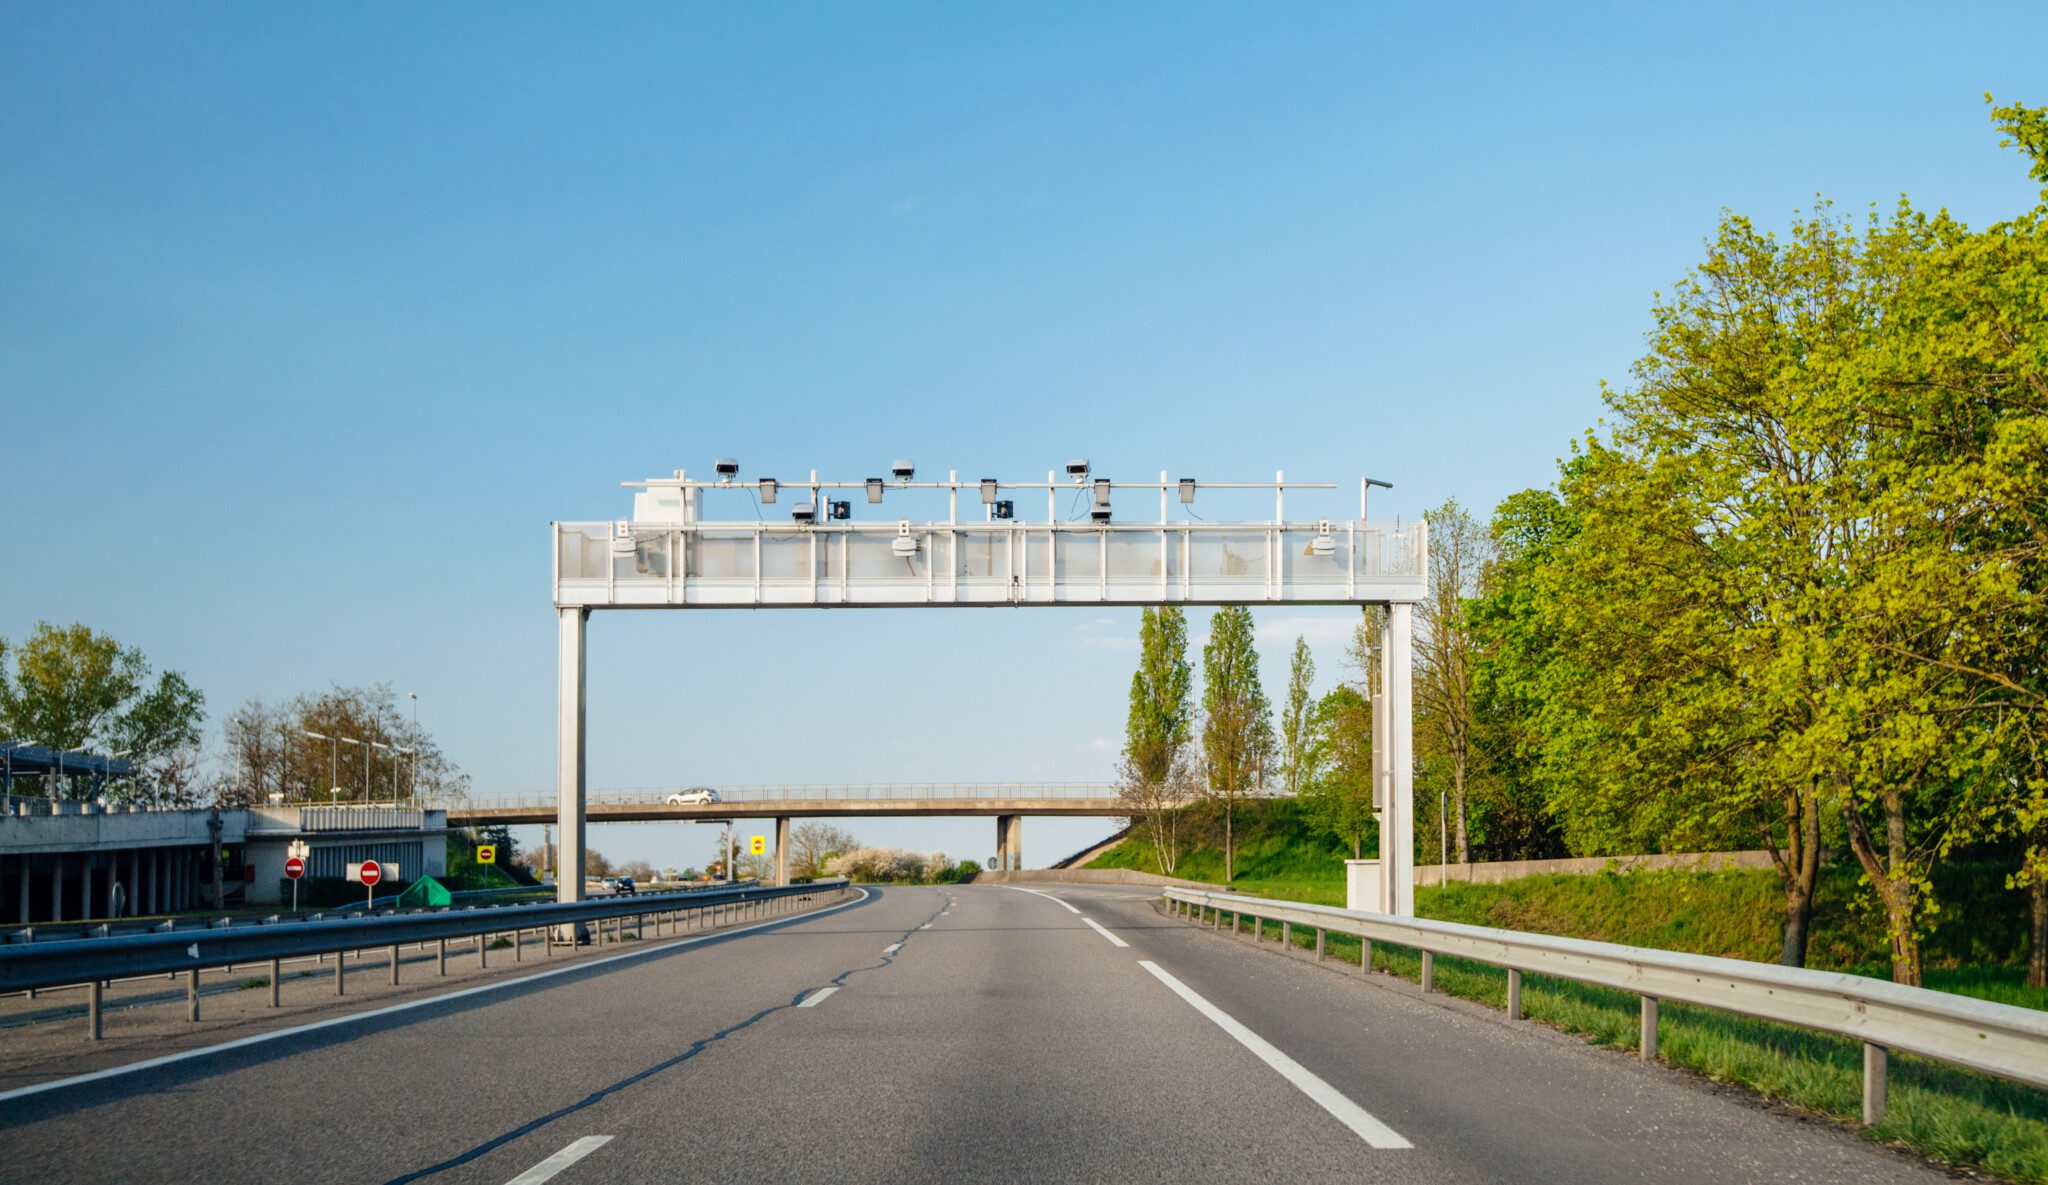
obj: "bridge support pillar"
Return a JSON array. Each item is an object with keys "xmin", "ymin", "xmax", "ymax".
[
  {"xmin": 774, "ymin": 816, "xmax": 790, "ymax": 886},
  {"xmin": 995, "ymin": 814, "xmax": 1022, "ymax": 871},
  {"xmin": 554, "ymin": 606, "xmax": 590, "ymax": 943}
]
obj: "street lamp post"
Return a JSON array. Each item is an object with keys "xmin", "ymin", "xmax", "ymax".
[
  {"xmin": 304, "ymin": 732, "xmax": 341, "ymax": 802},
  {"xmin": 407, "ymin": 692, "xmax": 420, "ymax": 805},
  {"xmin": 56, "ymin": 747, "xmax": 91, "ymax": 802},
  {"xmin": 338, "ymin": 737, "xmax": 364, "ymax": 804},
  {"xmin": 108, "ymin": 750, "xmax": 132, "ymax": 804}
]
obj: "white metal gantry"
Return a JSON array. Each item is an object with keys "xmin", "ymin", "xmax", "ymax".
[{"xmin": 553, "ymin": 466, "xmax": 1425, "ymax": 917}]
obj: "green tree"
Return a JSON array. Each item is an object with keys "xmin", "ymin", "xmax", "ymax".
[
  {"xmin": 1124, "ymin": 607, "xmax": 1193, "ymax": 783},
  {"xmin": 1278, "ymin": 636, "xmax": 1322, "ymax": 798},
  {"xmin": 1200, "ymin": 605, "xmax": 1274, "ymax": 882},
  {"xmin": 787, "ymin": 822, "xmax": 860, "ymax": 880},
  {"xmin": 1416, "ymin": 499, "xmax": 1489, "ymax": 863},
  {"xmin": 1301, "ymin": 685, "xmax": 1377, "ymax": 857},
  {"xmin": 1120, "ymin": 607, "xmax": 1195, "ymax": 872},
  {"xmin": 0, "ymin": 621, "xmax": 204, "ymax": 798}
]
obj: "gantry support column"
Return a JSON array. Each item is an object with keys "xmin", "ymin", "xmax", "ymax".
[
  {"xmin": 774, "ymin": 816, "xmax": 790, "ymax": 886},
  {"xmin": 555, "ymin": 607, "xmax": 589, "ymax": 941},
  {"xmin": 1384, "ymin": 602, "xmax": 1417, "ymax": 916}
]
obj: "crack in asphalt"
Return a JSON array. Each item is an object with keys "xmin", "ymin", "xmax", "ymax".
[{"xmin": 382, "ymin": 887, "xmax": 952, "ymax": 1185}]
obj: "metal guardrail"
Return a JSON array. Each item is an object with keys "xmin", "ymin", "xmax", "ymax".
[
  {"xmin": 1161, "ymin": 887, "xmax": 2048, "ymax": 1124},
  {"xmin": 1, "ymin": 879, "xmax": 848, "ymax": 1040}
]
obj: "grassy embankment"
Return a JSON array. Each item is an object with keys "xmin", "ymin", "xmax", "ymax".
[{"xmin": 1088, "ymin": 798, "xmax": 2048, "ymax": 1184}]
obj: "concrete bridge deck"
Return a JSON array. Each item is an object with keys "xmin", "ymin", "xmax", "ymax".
[{"xmin": 446, "ymin": 784, "xmax": 1128, "ymax": 827}]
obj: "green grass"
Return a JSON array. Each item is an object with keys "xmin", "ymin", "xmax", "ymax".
[{"xmin": 1117, "ymin": 801, "xmax": 2048, "ymax": 1182}]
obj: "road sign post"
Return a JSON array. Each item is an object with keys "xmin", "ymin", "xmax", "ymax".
[
  {"xmin": 285, "ymin": 840, "xmax": 310, "ymax": 913},
  {"xmin": 350, "ymin": 860, "xmax": 386, "ymax": 911}
]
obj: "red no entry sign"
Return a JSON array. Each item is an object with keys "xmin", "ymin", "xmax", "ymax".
[
  {"xmin": 284, "ymin": 856, "xmax": 305, "ymax": 880},
  {"xmin": 358, "ymin": 861, "xmax": 382, "ymax": 886}
]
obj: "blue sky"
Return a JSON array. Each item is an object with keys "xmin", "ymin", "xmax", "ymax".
[{"xmin": 5, "ymin": 4, "xmax": 2046, "ymax": 870}]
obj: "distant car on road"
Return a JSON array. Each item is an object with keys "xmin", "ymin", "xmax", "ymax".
[
  {"xmin": 614, "ymin": 876, "xmax": 637, "ymax": 896},
  {"xmin": 666, "ymin": 787, "xmax": 721, "ymax": 805},
  {"xmin": 601, "ymin": 877, "xmax": 617, "ymax": 890}
]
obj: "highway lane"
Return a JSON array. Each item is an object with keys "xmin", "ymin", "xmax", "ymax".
[{"xmin": 0, "ymin": 884, "xmax": 1953, "ymax": 1184}]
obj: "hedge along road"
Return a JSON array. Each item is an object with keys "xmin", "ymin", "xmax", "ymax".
[{"xmin": 0, "ymin": 884, "xmax": 1954, "ymax": 1185}]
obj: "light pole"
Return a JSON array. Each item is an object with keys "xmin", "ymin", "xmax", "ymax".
[
  {"xmin": 407, "ymin": 691, "xmax": 420, "ymax": 804},
  {"xmin": 337, "ymin": 737, "xmax": 364, "ymax": 804},
  {"xmin": 304, "ymin": 731, "xmax": 341, "ymax": 802},
  {"xmin": 108, "ymin": 750, "xmax": 132, "ymax": 804},
  {"xmin": 57, "ymin": 747, "xmax": 90, "ymax": 802}
]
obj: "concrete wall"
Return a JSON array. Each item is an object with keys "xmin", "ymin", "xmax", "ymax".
[
  {"xmin": 0, "ymin": 807, "xmax": 244, "ymax": 855},
  {"xmin": 1413, "ymin": 850, "xmax": 1776, "ymax": 886}
]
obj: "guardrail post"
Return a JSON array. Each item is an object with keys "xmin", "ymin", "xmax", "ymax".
[
  {"xmin": 1230, "ymin": 911, "xmax": 1239, "ymax": 935},
  {"xmin": 1282, "ymin": 921, "xmax": 1292, "ymax": 952},
  {"xmin": 1315, "ymin": 929, "xmax": 1325, "ymax": 961},
  {"xmin": 270, "ymin": 958, "xmax": 282, "ymax": 1007},
  {"xmin": 480, "ymin": 933, "xmax": 490, "ymax": 967},
  {"xmin": 1863, "ymin": 1044, "xmax": 1888, "ymax": 1124},
  {"xmin": 1640, "ymin": 996, "xmax": 1658, "ymax": 1060},
  {"xmin": 335, "ymin": 951, "xmax": 345, "ymax": 995},
  {"xmin": 187, "ymin": 968, "xmax": 200, "ymax": 1019},
  {"xmin": 1507, "ymin": 969, "xmax": 1522, "ymax": 1020},
  {"xmin": 88, "ymin": 980, "xmax": 103, "ymax": 1040},
  {"xmin": 438, "ymin": 939, "xmax": 448, "ymax": 976},
  {"xmin": 389, "ymin": 944, "xmax": 400, "ymax": 985},
  {"xmin": 1360, "ymin": 937, "xmax": 1371, "ymax": 973},
  {"xmin": 514, "ymin": 928, "xmax": 523, "ymax": 962},
  {"xmin": 1420, "ymin": 951, "xmax": 1434, "ymax": 993}
]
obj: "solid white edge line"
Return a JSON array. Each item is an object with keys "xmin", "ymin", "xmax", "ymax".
[
  {"xmin": 1006, "ymin": 885, "xmax": 1080, "ymax": 914},
  {"xmin": 1138, "ymin": 960, "xmax": 1412, "ymax": 1150},
  {"xmin": 0, "ymin": 888, "xmax": 873, "ymax": 1106},
  {"xmin": 1081, "ymin": 917, "xmax": 1130, "ymax": 948},
  {"xmin": 797, "ymin": 986, "xmax": 839, "ymax": 1009},
  {"xmin": 504, "ymin": 1134, "xmax": 614, "ymax": 1185}
]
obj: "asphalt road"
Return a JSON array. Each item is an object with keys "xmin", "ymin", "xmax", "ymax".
[{"xmin": 0, "ymin": 884, "xmax": 1952, "ymax": 1184}]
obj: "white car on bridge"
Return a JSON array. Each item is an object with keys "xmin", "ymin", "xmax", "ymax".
[{"xmin": 665, "ymin": 787, "xmax": 721, "ymax": 805}]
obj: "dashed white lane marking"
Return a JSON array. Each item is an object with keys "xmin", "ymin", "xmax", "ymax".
[
  {"xmin": 919, "ymin": 923, "xmax": 933, "ymax": 929},
  {"xmin": 1007, "ymin": 886, "xmax": 1080, "ymax": 914},
  {"xmin": 0, "ymin": 889, "xmax": 874, "ymax": 1106},
  {"xmin": 797, "ymin": 987, "xmax": 839, "ymax": 1009},
  {"xmin": 504, "ymin": 1135, "xmax": 614, "ymax": 1184},
  {"xmin": 1138, "ymin": 960, "xmax": 1412, "ymax": 1150},
  {"xmin": 1081, "ymin": 917, "xmax": 1129, "ymax": 948},
  {"xmin": 884, "ymin": 943, "xmax": 902, "ymax": 954}
]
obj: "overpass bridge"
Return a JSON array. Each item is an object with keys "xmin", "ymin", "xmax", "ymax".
[{"xmin": 446, "ymin": 783, "xmax": 1130, "ymax": 877}]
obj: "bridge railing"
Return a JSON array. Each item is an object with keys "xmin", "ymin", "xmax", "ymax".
[
  {"xmin": 1, "ymin": 879, "xmax": 850, "ymax": 1041},
  {"xmin": 1160, "ymin": 886, "xmax": 2048, "ymax": 1125},
  {"xmin": 452, "ymin": 783, "xmax": 1125, "ymax": 810}
]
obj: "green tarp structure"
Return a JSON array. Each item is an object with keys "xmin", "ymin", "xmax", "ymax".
[{"xmin": 395, "ymin": 877, "xmax": 454, "ymax": 908}]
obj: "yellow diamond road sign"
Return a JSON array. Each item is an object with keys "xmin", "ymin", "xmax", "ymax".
[
  {"xmin": 749, "ymin": 836, "xmax": 766, "ymax": 855},
  {"xmin": 477, "ymin": 844, "xmax": 496, "ymax": 865}
]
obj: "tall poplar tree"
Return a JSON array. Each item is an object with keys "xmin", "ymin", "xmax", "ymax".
[
  {"xmin": 1201, "ymin": 606, "xmax": 1274, "ymax": 882},
  {"xmin": 1119, "ymin": 608, "xmax": 1195, "ymax": 872},
  {"xmin": 1278, "ymin": 636, "xmax": 1321, "ymax": 797}
]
